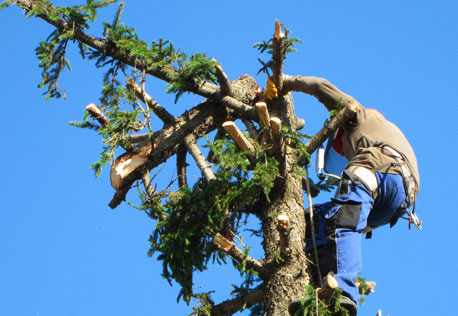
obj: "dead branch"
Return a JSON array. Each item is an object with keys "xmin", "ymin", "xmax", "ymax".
[
  {"xmin": 108, "ymin": 75, "xmax": 259, "ymax": 209},
  {"xmin": 213, "ymin": 59, "xmax": 233, "ymax": 96},
  {"xmin": 126, "ymin": 77, "xmax": 175, "ymax": 124},
  {"xmin": 141, "ymin": 170, "xmax": 155, "ymax": 199},
  {"xmin": 184, "ymin": 135, "xmax": 216, "ymax": 182},
  {"xmin": 219, "ymin": 95, "xmax": 258, "ymax": 121}
]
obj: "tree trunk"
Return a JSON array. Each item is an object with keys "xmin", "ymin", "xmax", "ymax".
[{"xmin": 262, "ymin": 94, "xmax": 310, "ymax": 315}]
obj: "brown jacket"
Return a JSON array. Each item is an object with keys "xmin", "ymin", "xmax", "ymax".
[{"xmin": 283, "ymin": 75, "xmax": 420, "ymax": 190}]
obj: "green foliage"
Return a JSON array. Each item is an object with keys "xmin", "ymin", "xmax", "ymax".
[
  {"xmin": 166, "ymin": 53, "xmax": 218, "ymax": 102},
  {"xmin": 254, "ymin": 22, "xmax": 303, "ymax": 75},
  {"xmin": 0, "ymin": 0, "xmax": 13, "ymax": 10},
  {"xmin": 27, "ymin": 0, "xmax": 115, "ymax": 100},
  {"xmin": 281, "ymin": 126, "xmax": 313, "ymax": 174},
  {"xmin": 147, "ymin": 136, "xmax": 279, "ymax": 303},
  {"xmin": 69, "ymin": 110, "xmax": 99, "ymax": 131},
  {"xmin": 292, "ymin": 285, "xmax": 350, "ymax": 316},
  {"xmin": 189, "ymin": 292, "xmax": 213, "ymax": 316},
  {"xmin": 356, "ymin": 276, "xmax": 369, "ymax": 304},
  {"xmin": 89, "ymin": 108, "xmax": 141, "ymax": 176},
  {"xmin": 315, "ymin": 179, "xmax": 337, "ymax": 193},
  {"xmin": 328, "ymin": 101, "xmax": 343, "ymax": 117}
]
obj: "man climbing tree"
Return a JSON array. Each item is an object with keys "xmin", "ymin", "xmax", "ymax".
[
  {"xmin": 2, "ymin": 1, "xmax": 420, "ymax": 315},
  {"xmin": 266, "ymin": 75, "xmax": 421, "ymax": 315}
]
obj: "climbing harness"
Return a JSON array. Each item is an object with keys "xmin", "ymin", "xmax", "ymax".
[{"xmin": 379, "ymin": 145, "xmax": 422, "ymax": 230}]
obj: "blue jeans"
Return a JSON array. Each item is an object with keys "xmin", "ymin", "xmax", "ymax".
[{"xmin": 306, "ymin": 172, "xmax": 406, "ymax": 304}]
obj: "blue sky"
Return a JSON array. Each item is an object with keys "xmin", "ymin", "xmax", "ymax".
[{"xmin": 1, "ymin": 1, "xmax": 457, "ymax": 315}]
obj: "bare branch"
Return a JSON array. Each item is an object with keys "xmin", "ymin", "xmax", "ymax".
[
  {"xmin": 220, "ymin": 95, "xmax": 258, "ymax": 121},
  {"xmin": 211, "ymin": 287, "xmax": 264, "ymax": 316},
  {"xmin": 184, "ymin": 135, "xmax": 216, "ymax": 182},
  {"xmin": 213, "ymin": 59, "xmax": 232, "ymax": 96},
  {"xmin": 141, "ymin": 170, "xmax": 155, "ymax": 199},
  {"xmin": 108, "ymin": 75, "xmax": 258, "ymax": 209},
  {"xmin": 126, "ymin": 77, "xmax": 176, "ymax": 124},
  {"xmin": 241, "ymin": 118, "xmax": 259, "ymax": 140}
]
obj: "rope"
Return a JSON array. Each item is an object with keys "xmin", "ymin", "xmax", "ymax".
[{"xmin": 305, "ymin": 167, "xmax": 323, "ymax": 288}]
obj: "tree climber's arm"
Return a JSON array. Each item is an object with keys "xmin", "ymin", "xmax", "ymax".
[{"xmin": 268, "ymin": 75, "xmax": 356, "ymax": 112}]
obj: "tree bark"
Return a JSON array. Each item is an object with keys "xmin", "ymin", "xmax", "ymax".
[{"xmin": 262, "ymin": 93, "xmax": 309, "ymax": 315}]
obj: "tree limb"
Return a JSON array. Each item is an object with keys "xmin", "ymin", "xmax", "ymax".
[
  {"xmin": 303, "ymin": 102, "xmax": 359, "ymax": 158},
  {"xmin": 213, "ymin": 59, "xmax": 232, "ymax": 96},
  {"xmin": 107, "ymin": 75, "xmax": 258, "ymax": 209},
  {"xmin": 176, "ymin": 145, "xmax": 188, "ymax": 189},
  {"xmin": 211, "ymin": 287, "xmax": 264, "ymax": 316},
  {"xmin": 16, "ymin": 0, "xmax": 260, "ymax": 122},
  {"xmin": 126, "ymin": 77, "xmax": 176, "ymax": 124},
  {"xmin": 183, "ymin": 135, "xmax": 216, "ymax": 182},
  {"xmin": 213, "ymin": 233, "xmax": 267, "ymax": 280},
  {"xmin": 86, "ymin": 103, "xmax": 109, "ymax": 128}
]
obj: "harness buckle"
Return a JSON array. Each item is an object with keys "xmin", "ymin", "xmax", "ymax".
[{"xmin": 409, "ymin": 211, "xmax": 423, "ymax": 230}]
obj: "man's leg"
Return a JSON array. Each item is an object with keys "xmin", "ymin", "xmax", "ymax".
[{"xmin": 306, "ymin": 181, "xmax": 374, "ymax": 305}]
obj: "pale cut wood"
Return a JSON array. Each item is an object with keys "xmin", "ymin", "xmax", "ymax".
[
  {"xmin": 277, "ymin": 214, "xmax": 289, "ymax": 229},
  {"xmin": 277, "ymin": 214, "xmax": 290, "ymax": 254},
  {"xmin": 270, "ymin": 117, "xmax": 281, "ymax": 137},
  {"xmin": 110, "ymin": 146, "xmax": 152, "ymax": 190},
  {"xmin": 222, "ymin": 121, "xmax": 255, "ymax": 154},
  {"xmin": 86, "ymin": 103, "xmax": 109, "ymax": 128},
  {"xmin": 256, "ymin": 102, "xmax": 271, "ymax": 128},
  {"xmin": 319, "ymin": 273, "xmax": 339, "ymax": 302},
  {"xmin": 274, "ymin": 20, "xmax": 285, "ymax": 40},
  {"xmin": 213, "ymin": 232, "xmax": 233, "ymax": 252},
  {"xmin": 355, "ymin": 279, "xmax": 376, "ymax": 295}
]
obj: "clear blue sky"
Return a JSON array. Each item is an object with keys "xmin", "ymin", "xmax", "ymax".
[{"xmin": 1, "ymin": 1, "xmax": 457, "ymax": 315}]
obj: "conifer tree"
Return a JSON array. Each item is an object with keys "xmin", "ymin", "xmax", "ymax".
[{"xmin": 2, "ymin": 1, "xmax": 360, "ymax": 314}]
